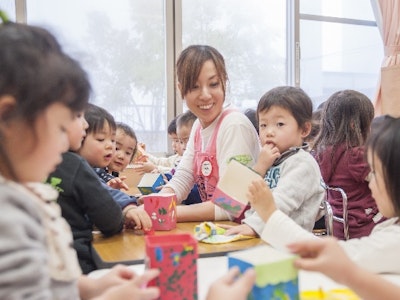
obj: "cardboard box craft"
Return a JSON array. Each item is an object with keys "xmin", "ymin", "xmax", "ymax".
[
  {"xmin": 145, "ymin": 233, "xmax": 198, "ymax": 300},
  {"xmin": 143, "ymin": 193, "xmax": 177, "ymax": 231},
  {"xmin": 228, "ymin": 245, "xmax": 299, "ymax": 299},
  {"xmin": 137, "ymin": 173, "xmax": 165, "ymax": 195},
  {"xmin": 212, "ymin": 159, "xmax": 261, "ymax": 218}
]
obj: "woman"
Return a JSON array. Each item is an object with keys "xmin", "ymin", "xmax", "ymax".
[{"xmin": 161, "ymin": 45, "xmax": 260, "ymax": 222}]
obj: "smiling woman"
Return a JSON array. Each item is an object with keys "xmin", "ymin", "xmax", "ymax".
[{"xmin": 160, "ymin": 45, "xmax": 260, "ymax": 223}]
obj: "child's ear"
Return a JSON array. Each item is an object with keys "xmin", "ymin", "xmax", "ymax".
[
  {"xmin": 301, "ymin": 121, "xmax": 312, "ymax": 138},
  {"xmin": 0, "ymin": 95, "xmax": 17, "ymax": 125}
]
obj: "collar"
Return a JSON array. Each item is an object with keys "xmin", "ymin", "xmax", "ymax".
[{"xmin": 273, "ymin": 143, "xmax": 309, "ymax": 166}]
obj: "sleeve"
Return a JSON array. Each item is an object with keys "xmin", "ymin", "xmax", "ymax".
[
  {"xmin": 339, "ymin": 220, "xmax": 400, "ymax": 274},
  {"xmin": 101, "ymin": 182, "xmax": 137, "ymax": 209},
  {"xmin": 216, "ymin": 112, "xmax": 260, "ymax": 176},
  {"xmin": 163, "ymin": 121, "xmax": 198, "ymax": 202},
  {"xmin": 73, "ymin": 161, "xmax": 123, "ymax": 236},
  {"xmin": 148, "ymin": 153, "xmax": 179, "ymax": 170},
  {"xmin": 260, "ymin": 210, "xmax": 317, "ymax": 251},
  {"xmin": 0, "ymin": 190, "xmax": 52, "ymax": 299},
  {"xmin": 242, "ymin": 208, "xmax": 265, "ymax": 235}
]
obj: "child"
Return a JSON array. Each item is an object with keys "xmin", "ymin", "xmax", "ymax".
[
  {"xmin": 95, "ymin": 122, "xmax": 138, "ymax": 190},
  {"xmin": 47, "ymin": 107, "xmax": 127, "ymax": 274},
  {"xmin": 79, "ymin": 104, "xmax": 151, "ymax": 227},
  {"xmin": 175, "ymin": 110, "xmax": 202, "ymax": 205},
  {"xmin": 313, "ymin": 90, "xmax": 382, "ymax": 239},
  {"xmin": 224, "ymin": 86, "xmax": 325, "ymax": 236},
  {"xmin": 109, "ymin": 122, "xmax": 138, "ymax": 175},
  {"xmin": 176, "ymin": 110, "xmax": 197, "ymax": 155},
  {"xmin": 0, "ymin": 20, "xmax": 159, "ymax": 299},
  {"xmin": 160, "ymin": 45, "xmax": 260, "ymax": 222},
  {"xmin": 247, "ymin": 115, "xmax": 400, "ymax": 274},
  {"xmin": 135, "ymin": 115, "xmax": 183, "ymax": 174}
]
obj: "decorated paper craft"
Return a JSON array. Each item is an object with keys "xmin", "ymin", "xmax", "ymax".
[
  {"xmin": 143, "ymin": 193, "xmax": 177, "ymax": 230},
  {"xmin": 212, "ymin": 159, "xmax": 261, "ymax": 218},
  {"xmin": 228, "ymin": 245, "xmax": 299, "ymax": 299},
  {"xmin": 145, "ymin": 233, "xmax": 198, "ymax": 300},
  {"xmin": 194, "ymin": 221, "xmax": 254, "ymax": 244},
  {"xmin": 137, "ymin": 173, "xmax": 165, "ymax": 195}
]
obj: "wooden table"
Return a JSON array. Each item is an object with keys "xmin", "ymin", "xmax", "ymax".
[{"xmin": 92, "ymin": 221, "xmax": 265, "ymax": 268}]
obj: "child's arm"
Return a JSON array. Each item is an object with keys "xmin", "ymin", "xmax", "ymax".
[
  {"xmin": 176, "ymin": 201, "xmax": 216, "ymax": 222},
  {"xmin": 289, "ymin": 238, "xmax": 400, "ymax": 300},
  {"xmin": 247, "ymin": 178, "xmax": 278, "ymax": 222}
]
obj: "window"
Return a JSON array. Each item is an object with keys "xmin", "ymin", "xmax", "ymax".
[
  {"xmin": 299, "ymin": 0, "xmax": 382, "ymax": 108},
  {"xmin": 1, "ymin": 0, "xmax": 16, "ymax": 21},
  {"xmin": 8, "ymin": 0, "xmax": 382, "ymax": 152},
  {"xmin": 27, "ymin": 0, "xmax": 168, "ymax": 153},
  {"xmin": 182, "ymin": 0, "xmax": 287, "ymax": 110}
]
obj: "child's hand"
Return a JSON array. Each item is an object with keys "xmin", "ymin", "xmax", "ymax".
[
  {"xmin": 92, "ymin": 267, "xmax": 160, "ymax": 300},
  {"xmin": 206, "ymin": 266, "xmax": 256, "ymax": 300},
  {"xmin": 252, "ymin": 144, "xmax": 280, "ymax": 176},
  {"xmin": 133, "ymin": 162, "xmax": 156, "ymax": 175},
  {"xmin": 247, "ymin": 178, "xmax": 277, "ymax": 222},
  {"xmin": 219, "ymin": 223, "xmax": 257, "ymax": 237},
  {"xmin": 107, "ymin": 177, "xmax": 129, "ymax": 191},
  {"xmin": 288, "ymin": 237, "xmax": 355, "ymax": 285},
  {"xmin": 123, "ymin": 206, "xmax": 152, "ymax": 231}
]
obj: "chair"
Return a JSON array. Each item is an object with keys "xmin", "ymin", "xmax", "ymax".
[{"xmin": 314, "ymin": 183, "xmax": 349, "ymax": 240}]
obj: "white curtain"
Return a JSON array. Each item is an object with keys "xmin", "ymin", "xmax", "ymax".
[{"xmin": 370, "ymin": 0, "xmax": 400, "ymax": 116}]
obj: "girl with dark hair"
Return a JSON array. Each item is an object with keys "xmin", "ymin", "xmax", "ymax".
[
  {"xmin": 313, "ymin": 90, "xmax": 382, "ymax": 239},
  {"xmin": 0, "ymin": 21, "xmax": 160, "ymax": 299}
]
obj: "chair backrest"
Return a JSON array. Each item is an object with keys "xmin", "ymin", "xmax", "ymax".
[{"xmin": 315, "ymin": 182, "xmax": 349, "ymax": 240}]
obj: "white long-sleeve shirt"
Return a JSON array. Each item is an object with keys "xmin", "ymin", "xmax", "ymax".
[{"xmin": 262, "ymin": 209, "xmax": 400, "ymax": 274}]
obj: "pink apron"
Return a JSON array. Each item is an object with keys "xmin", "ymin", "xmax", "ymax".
[{"xmin": 193, "ymin": 109, "xmax": 233, "ymax": 203}]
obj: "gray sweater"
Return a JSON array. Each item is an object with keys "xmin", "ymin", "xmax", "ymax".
[
  {"xmin": 0, "ymin": 177, "xmax": 80, "ymax": 299},
  {"xmin": 243, "ymin": 149, "xmax": 325, "ymax": 235}
]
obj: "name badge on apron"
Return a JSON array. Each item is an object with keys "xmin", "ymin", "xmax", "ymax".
[{"xmin": 201, "ymin": 160, "xmax": 212, "ymax": 177}]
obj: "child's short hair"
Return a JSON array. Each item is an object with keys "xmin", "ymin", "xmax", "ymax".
[
  {"xmin": 244, "ymin": 108, "xmax": 258, "ymax": 134},
  {"xmin": 85, "ymin": 103, "xmax": 116, "ymax": 134},
  {"xmin": 367, "ymin": 115, "xmax": 400, "ymax": 217},
  {"xmin": 176, "ymin": 110, "xmax": 197, "ymax": 128},
  {"xmin": 257, "ymin": 86, "xmax": 312, "ymax": 129},
  {"xmin": 167, "ymin": 117, "xmax": 178, "ymax": 135},
  {"xmin": 116, "ymin": 122, "xmax": 138, "ymax": 160}
]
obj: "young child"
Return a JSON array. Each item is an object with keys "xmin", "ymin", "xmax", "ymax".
[
  {"xmin": 0, "ymin": 20, "xmax": 159, "ymax": 299},
  {"xmin": 176, "ymin": 110, "xmax": 197, "ymax": 155},
  {"xmin": 78, "ymin": 104, "xmax": 151, "ymax": 227},
  {"xmin": 224, "ymin": 86, "xmax": 324, "ymax": 236},
  {"xmin": 47, "ymin": 107, "xmax": 126, "ymax": 274},
  {"xmin": 175, "ymin": 110, "xmax": 202, "ymax": 205},
  {"xmin": 108, "ymin": 122, "xmax": 138, "ymax": 175},
  {"xmin": 313, "ymin": 90, "xmax": 382, "ymax": 239},
  {"xmin": 135, "ymin": 115, "xmax": 183, "ymax": 174},
  {"xmin": 95, "ymin": 122, "xmax": 138, "ymax": 190},
  {"xmin": 247, "ymin": 115, "xmax": 400, "ymax": 275}
]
